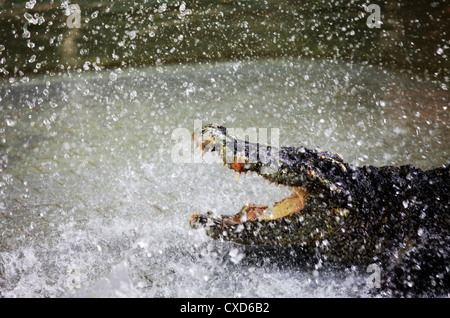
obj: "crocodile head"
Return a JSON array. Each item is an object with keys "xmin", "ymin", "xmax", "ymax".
[
  {"xmin": 190, "ymin": 124, "xmax": 356, "ymax": 249},
  {"xmin": 188, "ymin": 126, "xmax": 450, "ymax": 295}
]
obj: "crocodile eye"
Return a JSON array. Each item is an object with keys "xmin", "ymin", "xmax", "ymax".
[{"xmin": 307, "ymin": 170, "xmax": 316, "ymax": 177}]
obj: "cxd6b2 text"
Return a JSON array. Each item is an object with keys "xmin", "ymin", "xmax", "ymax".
[{"xmin": 224, "ymin": 303, "xmax": 269, "ymax": 313}]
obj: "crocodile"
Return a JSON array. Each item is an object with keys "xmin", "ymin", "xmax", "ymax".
[{"xmin": 189, "ymin": 124, "xmax": 449, "ymax": 297}]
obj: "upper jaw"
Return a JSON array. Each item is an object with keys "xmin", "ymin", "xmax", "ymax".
[
  {"xmin": 195, "ymin": 124, "xmax": 287, "ymax": 181},
  {"xmin": 194, "ymin": 124, "xmax": 348, "ymax": 195}
]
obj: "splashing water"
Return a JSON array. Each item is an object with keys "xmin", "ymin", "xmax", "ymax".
[{"xmin": 0, "ymin": 59, "xmax": 448, "ymax": 297}]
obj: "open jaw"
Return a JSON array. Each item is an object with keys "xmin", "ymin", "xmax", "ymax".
[
  {"xmin": 189, "ymin": 124, "xmax": 351, "ymax": 246},
  {"xmin": 186, "ymin": 125, "xmax": 450, "ymax": 296}
]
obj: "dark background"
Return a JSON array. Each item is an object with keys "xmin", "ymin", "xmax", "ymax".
[{"xmin": 1, "ymin": 0, "xmax": 449, "ymax": 79}]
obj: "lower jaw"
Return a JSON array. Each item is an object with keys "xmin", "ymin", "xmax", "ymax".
[{"xmin": 190, "ymin": 187, "xmax": 308, "ymax": 227}]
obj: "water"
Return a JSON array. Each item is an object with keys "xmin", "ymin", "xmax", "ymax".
[{"xmin": 0, "ymin": 58, "xmax": 448, "ymax": 297}]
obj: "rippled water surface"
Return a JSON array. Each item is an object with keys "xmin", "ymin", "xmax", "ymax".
[{"xmin": 0, "ymin": 58, "xmax": 448, "ymax": 297}]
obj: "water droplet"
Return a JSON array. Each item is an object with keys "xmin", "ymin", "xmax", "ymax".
[
  {"xmin": 127, "ymin": 30, "xmax": 137, "ymax": 40},
  {"xmin": 25, "ymin": 0, "xmax": 36, "ymax": 9},
  {"xmin": 6, "ymin": 119, "xmax": 16, "ymax": 127},
  {"xmin": 158, "ymin": 3, "xmax": 167, "ymax": 12},
  {"xmin": 229, "ymin": 248, "xmax": 244, "ymax": 264},
  {"xmin": 22, "ymin": 28, "xmax": 31, "ymax": 39},
  {"xmin": 24, "ymin": 12, "xmax": 38, "ymax": 24},
  {"xmin": 109, "ymin": 72, "xmax": 118, "ymax": 81}
]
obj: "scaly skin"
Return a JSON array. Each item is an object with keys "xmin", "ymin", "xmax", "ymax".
[{"xmin": 190, "ymin": 125, "xmax": 450, "ymax": 296}]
